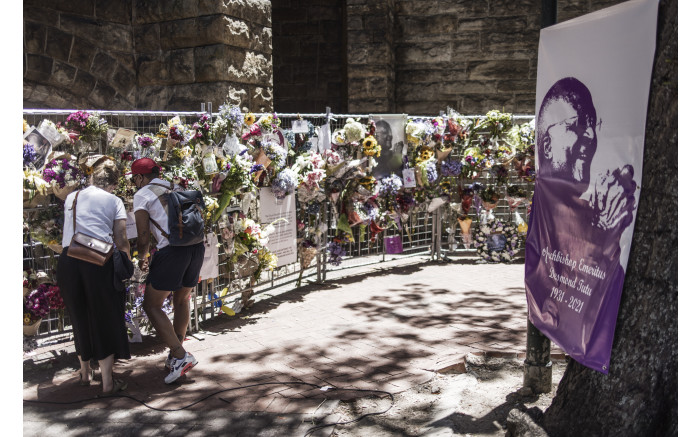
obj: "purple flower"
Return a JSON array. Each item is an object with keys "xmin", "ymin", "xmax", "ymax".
[
  {"xmin": 250, "ymin": 164, "xmax": 264, "ymax": 173},
  {"xmin": 378, "ymin": 174, "xmax": 402, "ymax": 197},
  {"xmin": 138, "ymin": 136, "xmax": 154, "ymax": 148},
  {"xmin": 271, "ymin": 168, "xmax": 298, "ymax": 199},
  {"xmin": 440, "ymin": 159, "xmax": 462, "ymax": 177},
  {"xmin": 327, "ymin": 241, "xmax": 346, "ymax": 266},
  {"xmin": 23, "ymin": 143, "xmax": 36, "ymax": 167},
  {"xmin": 425, "ymin": 162, "xmax": 438, "ymax": 184}
]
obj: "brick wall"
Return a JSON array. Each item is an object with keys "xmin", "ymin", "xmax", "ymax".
[{"xmin": 23, "ymin": 0, "xmax": 274, "ymax": 112}]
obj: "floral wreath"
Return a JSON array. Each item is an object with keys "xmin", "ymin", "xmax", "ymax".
[{"xmin": 473, "ymin": 219, "xmax": 519, "ymax": 263}]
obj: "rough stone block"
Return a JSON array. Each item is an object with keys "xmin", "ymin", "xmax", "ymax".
[
  {"xmin": 346, "ymin": 15, "xmax": 363, "ymax": 31},
  {"xmin": 25, "ymin": 54, "xmax": 54, "ymax": 77},
  {"xmin": 90, "ymin": 51, "xmax": 118, "ymax": 81},
  {"xmin": 111, "ymin": 89, "xmax": 138, "ymax": 109},
  {"xmin": 481, "ymin": 31, "xmax": 538, "ymax": 53},
  {"xmin": 133, "ymin": 24, "xmax": 161, "ymax": 53},
  {"xmin": 397, "ymin": 0, "xmax": 488, "ymax": 17},
  {"xmin": 45, "ymin": 27, "xmax": 73, "ymax": 62},
  {"xmin": 50, "ymin": 61, "xmax": 77, "ymax": 87},
  {"xmin": 489, "ymin": 0, "xmax": 538, "ymax": 17},
  {"xmin": 395, "ymin": 42, "xmax": 452, "ymax": 64},
  {"xmin": 59, "ymin": 14, "xmax": 133, "ymax": 53},
  {"xmin": 347, "ymin": 42, "xmax": 391, "ymax": 64},
  {"xmin": 111, "ymin": 62, "xmax": 136, "ymax": 96},
  {"xmin": 134, "ymin": 85, "xmax": 172, "ymax": 109},
  {"xmin": 24, "ymin": 21, "xmax": 46, "ymax": 54},
  {"xmin": 396, "ymin": 66, "xmax": 468, "ymax": 84},
  {"xmin": 69, "ymin": 37, "xmax": 97, "ymax": 71},
  {"xmin": 458, "ymin": 16, "xmax": 528, "ymax": 33},
  {"xmin": 23, "ymin": 5, "xmax": 60, "ymax": 27},
  {"xmin": 137, "ymin": 49, "xmax": 195, "ymax": 86},
  {"xmin": 468, "ymin": 60, "xmax": 530, "ymax": 80},
  {"xmin": 452, "ymin": 38, "xmax": 481, "ymax": 58},
  {"xmin": 224, "ymin": 49, "xmax": 273, "ymax": 86},
  {"xmin": 251, "ymin": 86, "xmax": 274, "ymax": 112},
  {"xmin": 95, "ymin": 0, "xmax": 131, "ymax": 25},
  {"xmin": 397, "ymin": 15, "xmax": 458, "ymax": 37},
  {"xmin": 54, "ymin": 0, "xmax": 95, "ymax": 16},
  {"xmin": 73, "ymin": 69, "xmax": 97, "ymax": 95},
  {"xmin": 497, "ymin": 80, "xmax": 536, "ymax": 93},
  {"xmin": 132, "ymin": 0, "xmax": 162, "ymax": 24},
  {"xmin": 89, "ymin": 80, "xmax": 117, "ymax": 108}
]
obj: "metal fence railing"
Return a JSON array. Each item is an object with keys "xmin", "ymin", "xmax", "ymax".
[{"xmin": 22, "ymin": 109, "xmax": 534, "ymax": 346}]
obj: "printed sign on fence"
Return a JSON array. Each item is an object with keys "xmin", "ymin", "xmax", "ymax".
[
  {"xmin": 524, "ymin": 0, "xmax": 659, "ymax": 373},
  {"xmin": 259, "ymin": 187, "xmax": 297, "ymax": 267}
]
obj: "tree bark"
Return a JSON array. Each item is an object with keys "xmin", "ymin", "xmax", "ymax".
[{"xmin": 541, "ymin": 0, "xmax": 677, "ymax": 435}]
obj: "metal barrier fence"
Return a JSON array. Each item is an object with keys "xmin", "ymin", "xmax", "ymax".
[{"xmin": 22, "ymin": 109, "xmax": 533, "ymax": 345}]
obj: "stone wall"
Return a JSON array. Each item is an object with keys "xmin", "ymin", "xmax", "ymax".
[
  {"xmin": 23, "ymin": 0, "xmax": 274, "ymax": 112},
  {"xmin": 274, "ymin": 0, "xmax": 627, "ymax": 115}
]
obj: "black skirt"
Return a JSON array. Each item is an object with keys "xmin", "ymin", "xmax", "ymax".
[{"xmin": 56, "ymin": 248, "xmax": 131, "ymax": 362}]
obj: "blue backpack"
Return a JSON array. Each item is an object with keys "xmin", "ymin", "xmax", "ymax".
[{"xmin": 148, "ymin": 182, "xmax": 205, "ymax": 246}]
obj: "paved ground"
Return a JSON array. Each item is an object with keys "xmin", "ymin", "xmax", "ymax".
[{"xmin": 22, "ymin": 254, "xmax": 563, "ymax": 436}]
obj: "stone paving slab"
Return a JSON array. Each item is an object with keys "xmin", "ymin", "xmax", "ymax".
[{"xmin": 22, "ymin": 255, "xmax": 564, "ymax": 436}]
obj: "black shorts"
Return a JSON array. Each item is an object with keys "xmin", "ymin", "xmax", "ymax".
[{"xmin": 146, "ymin": 242, "xmax": 205, "ymax": 291}]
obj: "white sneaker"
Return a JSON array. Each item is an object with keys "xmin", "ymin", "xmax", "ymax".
[
  {"xmin": 164, "ymin": 353, "xmax": 174, "ymax": 370},
  {"xmin": 164, "ymin": 352, "xmax": 198, "ymax": 384}
]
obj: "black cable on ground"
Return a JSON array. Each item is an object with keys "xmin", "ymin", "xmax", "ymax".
[{"xmin": 23, "ymin": 380, "xmax": 395, "ymax": 435}]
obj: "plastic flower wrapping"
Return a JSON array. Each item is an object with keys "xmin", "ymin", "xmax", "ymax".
[{"xmin": 65, "ymin": 110, "xmax": 108, "ymax": 143}]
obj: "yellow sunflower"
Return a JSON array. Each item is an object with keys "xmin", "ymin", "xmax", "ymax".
[
  {"xmin": 244, "ymin": 113, "xmax": 256, "ymax": 126},
  {"xmin": 362, "ymin": 135, "xmax": 381, "ymax": 157},
  {"xmin": 416, "ymin": 146, "xmax": 434, "ymax": 163}
]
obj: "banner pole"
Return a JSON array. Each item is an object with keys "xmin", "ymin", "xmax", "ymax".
[{"xmin": 522, "ymin": 0, "xmax": 557, "ymax": 393}]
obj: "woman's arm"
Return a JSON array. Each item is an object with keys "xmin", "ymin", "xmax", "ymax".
[{"xmin": 112, "ymin": 218, "xmax": 130, "ymax": 254}]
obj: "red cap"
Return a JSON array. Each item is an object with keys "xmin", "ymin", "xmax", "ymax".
[{"xmin": 128, "ymin": 158, "xmax": 160, "ymax": 175}]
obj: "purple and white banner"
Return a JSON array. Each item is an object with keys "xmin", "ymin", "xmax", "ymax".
[{"xmin": 525, "ymin": 0, "xmax": 659, "ymax": 373}]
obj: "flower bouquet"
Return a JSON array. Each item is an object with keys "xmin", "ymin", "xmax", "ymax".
[
  {"xmin": 480, "ymin": 186, "xmax": 500, "ymax": 211},
  {"xmin": 271, "ymin": 168, "xmax": 298, "ymax": 200},
  {"xmin": 42, "ymin": 153, "xmax": 82, "ymax": 200},
  {"xmin": 64, "ymin": 110, "xmax": 109, "ymax": 152},
  {"xmin": 506, "ymin": 185, "xmax": 528, "ymax": 211},
  {"xmin": 23, "ymin": 284, "xmax": 55, "ymax": 336},
  {"xmin": 23, "ymin": 169, "xmax": 50, "ymax": 208}
]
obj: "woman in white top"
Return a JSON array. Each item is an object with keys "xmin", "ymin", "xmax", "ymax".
[{"xmin": 56, "ymin": 157, "xmax": 131, "ymax": 396}]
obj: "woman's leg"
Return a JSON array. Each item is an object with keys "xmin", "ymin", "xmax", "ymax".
[
  {"xmin": 98, "ymin": 354, "xmax": 114, "ymax": 393},
  {"xmin": 79, "ymin": 357, "xmax": 91, "ymax": 383},
  {"xmin": 143, "ymin": 285, "xmax": 186, "ymax": 359}
]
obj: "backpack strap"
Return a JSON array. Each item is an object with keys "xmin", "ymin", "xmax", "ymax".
[
  {"xmin": 149, "ymin": 216, "xmax": 170, "ymax": 239},
  {"xmin": 145, "ymin": 181, "xmax": 174, "ymax": 239}
]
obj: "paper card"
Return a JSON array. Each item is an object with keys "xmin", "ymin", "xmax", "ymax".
[
  {"xmin": 402, "ymin": 168, "xmax": 416, "ymax": 188},
  {"xmin": 292, "ymin": 119, "xmax": 307, "ymax": 134},
  {"xmin": 110, "ymin": 128, "xmax": 138, "ymax": 149},
  {"xmin": 318, "ymin": 123, "xmax": 331, "ymax": 153}
]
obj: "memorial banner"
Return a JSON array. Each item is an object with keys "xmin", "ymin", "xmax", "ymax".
[{"xmin": 525, "ymin": 0, "xmax": 658, "ymax": 373}]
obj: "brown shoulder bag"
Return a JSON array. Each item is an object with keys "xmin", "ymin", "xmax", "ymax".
[{"xmin": 66, "ymin": 190, "xmax": 114, "ymax": 265}]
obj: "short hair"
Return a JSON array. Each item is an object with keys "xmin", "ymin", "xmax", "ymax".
[
  {"xmin": 537, "ymin": 77, "xmax": 597, "ymax": 171},
  {"xmin": 91, "ymin": 159, "xmax": 120, "ymax": 189}
]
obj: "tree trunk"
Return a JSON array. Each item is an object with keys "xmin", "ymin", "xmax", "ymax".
[{"xmin": 541, "ymin": 0, "xmax": 677, "ymax": 435}]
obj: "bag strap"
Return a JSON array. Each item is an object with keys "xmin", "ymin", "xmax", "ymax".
[
  {"xmin": 145, "ymin": 181, "xmax": 173, "ymax": 239},
  {"xmin": 70, "ymin": 190, "xmax": 81, "ymax": 237},
  {"xmin": 149, "ymin": 216, "xmax": 170, "ymax": 239}
]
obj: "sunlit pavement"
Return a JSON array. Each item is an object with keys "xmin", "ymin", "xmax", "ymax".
[{"xmin": 23, "ymin": 254, "xmax": 563, "ymax": 436}]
